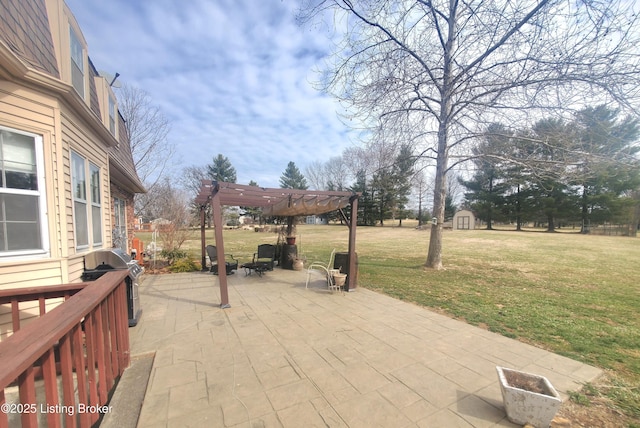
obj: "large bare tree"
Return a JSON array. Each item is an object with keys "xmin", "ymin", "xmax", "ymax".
[
  {"xmin": 116, "ymin": 84, "xmax": 173, "ymax": 217},
  {"xmin": 301, "ymin": 0, "xmax": 640, "ymax": 269}
]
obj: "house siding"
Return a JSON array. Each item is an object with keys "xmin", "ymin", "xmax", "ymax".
[
  {"xmin": 0, "ymin": 0, "xmax": 144, "ymax": 340},
  {"xmin": 0, "ymin": 82, "xmax": 112, "ymax": 285}
]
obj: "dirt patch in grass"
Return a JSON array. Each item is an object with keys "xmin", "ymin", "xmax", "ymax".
[{"xmin": 557, "ymin": 374, "xmax": 636, "ymax": 427}]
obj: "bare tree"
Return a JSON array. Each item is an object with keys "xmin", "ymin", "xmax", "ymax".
[
  {"xmin": 116, "ymin": 83, "xmax": 174, "ymax": 216},
  {"xmin": 304, "ymin": 160, "xmax": 327, "ymax": 190},
  {"xmin": 301, "ymin": 0, "xmax": 640, "ymax": 269},
  {"xmin": 412, "ymin": 171, "xmax": 432, "ymax": 228},
  {"xmin": 181, "ymin": 165, "xmax": 208, "ymax": 197},
  {"xmin": 325, "ymin": 155, "xmax": 349, "ymax": 190},
  {"xmin": 151, "ymin": 177, "xmax": 194, "ymax": 258}
]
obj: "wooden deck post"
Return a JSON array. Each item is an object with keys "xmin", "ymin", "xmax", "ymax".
[{"xmin": 347, "ymin": 195, "xmax": 359, "ymax": 290}]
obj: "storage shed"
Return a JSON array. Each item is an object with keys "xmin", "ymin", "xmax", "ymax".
[{"xmin": 453, "ymin": 210, "xmax": 476, "ymax": 230}]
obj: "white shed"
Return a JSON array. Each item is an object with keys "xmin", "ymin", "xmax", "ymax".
[{"xmin": 453, "ymin": 210, "xmax": 475, "ymax": 230}]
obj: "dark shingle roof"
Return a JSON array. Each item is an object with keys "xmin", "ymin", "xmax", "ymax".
[{"xmin": 0, "ymin": 0, "xmax": 59, "ymax": 77}]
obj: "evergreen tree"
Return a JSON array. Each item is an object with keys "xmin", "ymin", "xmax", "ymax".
[
  {"xmin": 349, "ymin": 170, "xmax": 376, "ymax": 226},
  {"xmin": 527, "ymin": 118, "xmax": 578, "ymax": 231},
  {"xmin": 571, "ymin": 105, "xmax": 640, "ymax": 232},
  {"xmin": 370, "ymin": 144, "xmax": 415, "ymax": 225},
  {"xmin": 207, "ymin": 154, "xmax": 237, "ymax": 183},
  {"xmin": 279, "ymin": 161, "xmax": 308, "ymax": 189},
  {"xmin": 241, "ymin": 180, "xmax": 262, "ymax": 222},
  {"xmin": 460, "ymin": 124, "xmax": 510, "ymax": 229}
]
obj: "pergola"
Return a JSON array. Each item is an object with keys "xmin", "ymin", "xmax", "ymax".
[{"xmin": 195, "ymin": 180, "xmax": 360, "ymax": 308}]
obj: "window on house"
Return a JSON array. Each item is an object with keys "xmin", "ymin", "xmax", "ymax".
[
  {"xmin": 90, "ymin": 163, "xmax": 102, "ymax": 245},
  {"xmin": 72, "ymin": 152, "xmax": 88, "ymax": 248},
  {"xmin": 72, "ymin": 152, "xmax": 103, "ymax": 250},
  {"xmin": 108, "ymin": 95, "xmax": 116, "ymax": 135},
  {"xmin": 0, "ymin": 127, "xmax": 48, "ymax": 256},
  {"xmin": 113, "ymin": 197, "xmax": 127, "ymax": 252},
  {"xmin": 70, "ymin": 27, "xmax": 85, "ymax": 98}
]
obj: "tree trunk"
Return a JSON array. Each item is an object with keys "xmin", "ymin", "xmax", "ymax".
[
  {"xmin": 487, "ymin": 176, "xmax": 494, "ymax": 230},
  {"xmin": 580, "ymin": 186, "xmax": 589, "ymax": 233},
  {"xmin": 425, "ymin": 121, "xmax": 449, "ymax": 270},
  {"xmin": 547, "ymin": 215, "xmax": 555, "ymax": 232},
  {"xmin": 425, "ymin": 2, "xmax": 456, "ymax": 270},
  {"xmin": 515, "ymin": 184, "xmax": 522, "ymax": 231}
]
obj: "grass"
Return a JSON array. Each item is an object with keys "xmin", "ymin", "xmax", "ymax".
[{"xmin": 137, "ymin": 221, "xmax": 640, "ymax": 422}]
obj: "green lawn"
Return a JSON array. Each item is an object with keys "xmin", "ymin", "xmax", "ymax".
[{"xmin": 137, "ymin": 222, "xmax": 640, "ymax": 420}]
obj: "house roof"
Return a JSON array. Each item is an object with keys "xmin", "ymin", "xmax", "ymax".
[
  {"xmin": 0, "ymin": 0, "xmax": 145, "ymax": 195},
  {"xmin": 195, "ymin": 180, "xmax": 358, "ymax": 217},
  {"xmin": 0, "ymin": 0, "xmax": 59, "ymax": 77},
  {"xmin": 109, "ymin": 113, "xmax": 146, "ymax": 193}
]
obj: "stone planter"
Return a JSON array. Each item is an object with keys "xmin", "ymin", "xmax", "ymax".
[{"xmin": 496, "ymin": 366, "xmax": 562, "ymax": 428}]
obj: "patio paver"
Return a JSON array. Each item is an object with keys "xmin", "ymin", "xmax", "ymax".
[{"xmin": 129, "ymin": 269, "xmax": 602, "ymax": 427}]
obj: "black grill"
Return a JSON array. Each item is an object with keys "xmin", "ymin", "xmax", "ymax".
[{"xmin": 82, "ymin": 248, "xmax": 143, "ymax": 326}]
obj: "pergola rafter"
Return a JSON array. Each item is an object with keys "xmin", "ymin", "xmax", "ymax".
[{"xmin": 196, "ymin": 180, "xmax": 360, "ymax": 307}]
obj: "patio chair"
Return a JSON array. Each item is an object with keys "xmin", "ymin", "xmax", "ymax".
[
  {"xmin": 206, "ymin": 245, "xmax": 238, "ymax": 275},
  {"xmin": 305, "ymin": 249, "xmax": 342, "ymax": 293},
  {"xmin": 253, "ymin": 244, "xmax": 276, "ymax": 271}
]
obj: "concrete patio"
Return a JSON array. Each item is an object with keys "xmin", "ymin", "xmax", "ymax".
[{"xmin": 120, "ymin": 269, "xmax": 601, "ymax": 427}]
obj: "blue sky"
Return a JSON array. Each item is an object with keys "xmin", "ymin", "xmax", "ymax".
[{"xmin": 65, "ymin": 0, "xmax": 357, "ymax": 188}]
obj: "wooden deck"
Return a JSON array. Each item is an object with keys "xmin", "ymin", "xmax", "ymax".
[{"xmin": 0, "ymin": 271, "xmax": 131, "ymax": 428}]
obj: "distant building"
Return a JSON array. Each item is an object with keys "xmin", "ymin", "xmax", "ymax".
[
  {"xmin": 306, "ymin": 215, "xmax": 327, "ymax": 225},
  {"xmin": 453, "ymin": 210, "xmax": 476, "ymax": 230}
]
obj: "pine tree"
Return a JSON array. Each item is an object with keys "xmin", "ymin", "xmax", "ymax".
[
  {"xmin": 279, "ymin": 162, "xmax": 308, "ymax": 190},
  {"xmin": 207, "ymin": 154, "xmax": 237, "ymax": 183}
]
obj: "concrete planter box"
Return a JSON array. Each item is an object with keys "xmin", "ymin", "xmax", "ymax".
[{"xmin": 496, "ymin": 366, "xmax": 562, "ymax": 428}]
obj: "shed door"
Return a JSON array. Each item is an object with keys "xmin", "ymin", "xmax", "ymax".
[{"xmin": 457, "ymin": 216, "xmax": 470, "ymax": 230}]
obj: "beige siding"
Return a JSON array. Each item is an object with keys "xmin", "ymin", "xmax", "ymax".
[
  {"xmin": 0, "ymin": 84, "xmax": 109, "ymax": 289},
  {"xmin": 0, "ymin": 82, "xmax": 56, "ymax": 131},
  {"xmin": 0, "ymin": 260, "xmax": 64, "ymax": 287},
  {"xmin": 67, "ymin": 254, "xmax": 85, "ymax": 282},
  {"xmin": 0, "ymin": 82, "xmax": 65, "ymax": 285}
]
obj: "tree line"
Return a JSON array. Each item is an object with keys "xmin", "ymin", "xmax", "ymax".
[{"xmin": 460, "ymin": 106, "xmax": 640, "ymax": 234}]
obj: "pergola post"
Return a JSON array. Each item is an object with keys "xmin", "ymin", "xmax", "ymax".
[
  {"xmin": 200, "ymin": 205, "xmax": 207, "ymax": 270},
  {"xmin": 211, "ymin": 183, "xmax": 230, "ymax": 308},
  {"xmin": 347, "ymin": 196, "xmax": 358, "ymax": 290}
]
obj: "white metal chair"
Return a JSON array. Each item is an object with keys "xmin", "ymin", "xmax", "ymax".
[{"xmin": 305, "ymin": 249, "xmax": 342, "ymax": 293}]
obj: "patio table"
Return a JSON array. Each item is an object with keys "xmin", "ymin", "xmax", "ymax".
[{"xmin": 240, "ymin": 262, "xmax": 270, "ymax": 277}]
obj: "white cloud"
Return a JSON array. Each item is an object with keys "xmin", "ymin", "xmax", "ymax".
[{"xmin": 66, "ymin": 0, "xmax": 358, "ymax": 188}]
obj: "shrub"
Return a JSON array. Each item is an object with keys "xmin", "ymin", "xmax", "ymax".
[
  {"xmin": 168, "ymin": 258, "xmax": 201, "ymax": 273},
  {"xmin": 160, "ymin": 249, "xmax": 188, "ymax": 265}
]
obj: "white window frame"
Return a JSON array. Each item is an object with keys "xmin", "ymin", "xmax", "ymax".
[
  {"xmin": 113, "ymin": 197, "xmax": 127, "ymax": 253},
  {"xmin": 0, "ymin": 126, "xmax": 49, "ymax": 259},
  {"xmin": 69, "ymin": 26, "xmax": 85, "ymax": 98},
  {"xmin": 90, "ymin": 163, "xmax": 102, "ymax": 246},
  {"xmin": 72, "ymin": 152, "xmax": 103, "ymax": 250},
  {"xmin": 71, "ymin": 151, "xmax": 88, "ymax": 249},
  {"xmin": 108, "ymin": 95, "xmax": 116, "ymax": 135}
]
